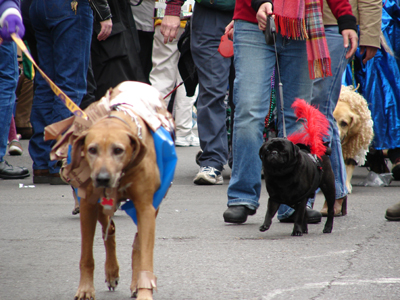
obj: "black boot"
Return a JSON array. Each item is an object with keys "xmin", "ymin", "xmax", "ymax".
[{"xmin": 223, "ymin": 205, "xmax": 256, "ymax": 224}]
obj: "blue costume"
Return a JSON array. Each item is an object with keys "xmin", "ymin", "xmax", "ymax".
[{"xmin": 343, "ymin": 0, "xmax": 400, "ymax": 150}]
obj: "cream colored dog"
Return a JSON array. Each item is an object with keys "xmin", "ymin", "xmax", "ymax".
[{"xmin": 333, "ymin": 85, "xmax": 374, "ymax": 193}]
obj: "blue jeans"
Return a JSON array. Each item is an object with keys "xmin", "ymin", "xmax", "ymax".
[
  {"xmin": 0, "ymin": 42, "xmax": 18, "ymax": 162},
  {"xmin": 190, "ymin": 4, "xmax": 233, "ymax": 171},
  {"xmin": 29, "ymin": 0, "xmax": 92, "ymax": 173},
  {"xmin": 227, "ymin": 20, "xmax": 313, "ymax": 211},
  {"xmin": 277, "ymin": 26, "xmax": 349, "ymax": 219}
]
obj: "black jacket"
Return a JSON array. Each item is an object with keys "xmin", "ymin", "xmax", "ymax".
[{"xmin": 90, "ymin": 0, "xmax": 112, "ymax": 21}]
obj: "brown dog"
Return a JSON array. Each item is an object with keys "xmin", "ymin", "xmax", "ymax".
[
  {"xmin": 70, "ymin": 109, "xmax": 159, "ymax": 300},
  {"xmin": 333, "ymin": 85, "xmax": 374, "ymax": 193},
  {"xmin": 43, "ymin": 81, "xmax": 176, "ymax": 300}
]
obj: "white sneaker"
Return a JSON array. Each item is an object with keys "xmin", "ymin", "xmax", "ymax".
[
  {"xmin": 193, "ymin": 166, "xmax": 223, "ymax": 185},
  {"xmin": 175, "ymin": 134, "xmax": 200, "ymax": 147}
]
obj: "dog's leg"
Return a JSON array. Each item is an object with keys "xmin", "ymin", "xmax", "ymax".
[
  {"xmin": 74, "ymin": 199, "xmax": 99, "ymax": 300},
  {"xmin": 130, "ymin": 202, "xmax": 157, "ymax": 300},
  {"xmin": 292, "ymin": 200, "xmax": 307, "ymax": 236},
  {"xmin": 259, "ymin": 199, "xmax": 280, "ymax": 232},
  {"xmin": 97, "ymin": 209, "xmax": 119, "ymax": 291},
  {"xmin": 345, "ymin": 163, "xmax": 355, "ymax": 194},
  {"xmin": 321, "ymin": 157, "xmax": 336, "ymax": 233}
]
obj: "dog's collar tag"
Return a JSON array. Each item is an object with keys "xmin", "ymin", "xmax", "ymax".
[{"xmin": 101, "ymin": 197, "xmax": 114, "ymax": 210}]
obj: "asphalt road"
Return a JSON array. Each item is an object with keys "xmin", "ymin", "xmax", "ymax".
[{"xmin": 1, "ymin": 140, "xmax": 399, "ymax": 300}]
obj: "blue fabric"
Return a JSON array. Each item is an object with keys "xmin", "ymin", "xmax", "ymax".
[
  {"xmin": 0, "ymin": 41, "xmax": 18, "ymax": 162},
  {"xmin": 342, "ymin": 0, "xmax": 400, "ymax": 150},
  {"xmin": 28, "ymin": 0, "xmax": 92, "ymax": 174},
  {"xmin": 227, "ymin": 20, "xmax": 313, "ymax": 211},
  {"xmin": 121, "ymin": 127, "xmax": 177, "ymax": 224},
  {"xmin": 71, "ymin": 127, "xmax": 177, "ymax": 225},
  {"xmin": 190, "ymin": 4, "xmax": 233, "ymax": 171}
]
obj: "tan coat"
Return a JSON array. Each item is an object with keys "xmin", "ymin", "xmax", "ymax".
[{"xmin": 323, "ymin": 0, "xmax": 382, "ymax": 48}]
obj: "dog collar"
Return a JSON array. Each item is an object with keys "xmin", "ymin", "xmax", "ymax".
[{"xmin": 109, "ymin": 107, "xmax": 143, "ymax": 140}]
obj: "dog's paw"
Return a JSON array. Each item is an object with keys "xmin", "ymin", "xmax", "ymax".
[
  {"xmin": 323, "ymin": 225, "xmax": 333, "ymax": 233},
  {"xmin": 291, "ymin": 230, "xmax": 303, "ymax": 236},
  {"xmin": 105, "ymin": 260, "xmax": 119, "ymax": 291},
  {"xmin": 259, "ymin": 224, "xmax": 270, "ymax": 232},
  {"xmin": 74, "ymin": 285, "xmax": 95, "ymax": 300},
  {"xmin": 131, "ymin": 288, "xmax": 153, "ymax": 300},
  {"xmin": 105, "ymin": 276, "xmax": 119, "ymax": 291}
]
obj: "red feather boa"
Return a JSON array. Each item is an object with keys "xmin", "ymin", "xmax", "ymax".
[{"xmin": 287, "ymin": 98, "xmax": 329, "ymax": 158}]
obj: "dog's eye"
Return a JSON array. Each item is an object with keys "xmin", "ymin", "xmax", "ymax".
[
  {"xmin": 88, "ymin": 147, "xmax": 97, "ymax": 155},
  {"xmin": 340, "ymin": 121, "xmax": 348, "ymax": 127},
  {"xmin": 113, "ymin": 147, "xmax": 124, "ymax": 155}
]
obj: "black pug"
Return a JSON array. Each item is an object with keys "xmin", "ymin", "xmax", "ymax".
[{"xmin": 258, "ymin": 98, "xmax": 336, "ymax": 236}]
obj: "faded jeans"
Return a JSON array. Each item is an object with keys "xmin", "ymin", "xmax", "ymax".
[
  {"xmin": 278, "ymin": 25, "xmax": 349, "ymax": 219},
  {"xmin": 227, "ymin": 20, "xmax": 313, "ymax": 211},
  {"xmin": 0, "ymin": 42, "xmax": 18, "ymax": 162}
]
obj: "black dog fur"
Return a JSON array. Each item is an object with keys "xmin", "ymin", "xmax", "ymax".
[{"xmin": 259, "ymin": 138, "xmax": 336, "ymax": 236}]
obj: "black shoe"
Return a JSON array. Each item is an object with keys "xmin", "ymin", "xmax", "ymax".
[
  {"xmin": 0, "ymin": 160, "xmax": 30, "ymax": 179},
  {"xmin": 223, "ymin": 205, "xmax": 256, "ymax": 224},
  {"xmin": 279, "ymin": 207, "xmax": 322, "ymax": 224}
]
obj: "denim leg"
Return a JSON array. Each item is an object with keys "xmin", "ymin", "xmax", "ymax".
[
  {"xmin": 0, "ymin": 42, "xmax": 18, "ymax": 162},
  {"xmin": 227, "ymin": 21, "xmax": 277, "ymax": 210},
  {"xmin": 29, "ymin": 0, "xmax": 92, "ymax": 173},
  {"xmin": 190, "ymin": 5, "xmax": 233, "ymax": 171},
  {"xmin": 272, "ymin": 35, "xmax": 314, "ymax": 218},
  {"xmin": 311, "ymin": 26, "xmax": 349, "ymax": 200}
]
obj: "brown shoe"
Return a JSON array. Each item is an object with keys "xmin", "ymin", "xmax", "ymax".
[
  {"xmin": 320, "ymin": 196, "xmax": 347, "ymax": 217},
  {"xmin": 33, "ymin": 169, "xmax": 51, "ymax": 184},
  {"xmin": 385, "ymin": 202, "xmax": 400, "ymax": 221}
]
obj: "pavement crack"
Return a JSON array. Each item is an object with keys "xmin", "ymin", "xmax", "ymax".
[{"xmin": 311, "ymin": 223, "xmax": 386, "ymax": 300}]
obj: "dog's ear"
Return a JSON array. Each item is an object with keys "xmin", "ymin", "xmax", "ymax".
[
  {"xmin": 70, "ymin": 132, "xmax": 87, "ymax": 170},
  {"xmin": 349, "ymin": 113, "xmax": 361, "ymax": 135},
  {"xmin": 127, "ymin": 134, "xmax": 148, "ymax": 168},
  {"xmin": 292, "ymin": 143, "xmax": 300, "ymax": 158}
]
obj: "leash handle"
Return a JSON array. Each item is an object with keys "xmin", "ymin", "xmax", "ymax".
[
  {"xmin": 271, "ymin": 32, "xmax": 286, "ymax": 138},
  {"xmin": 10, "ymin": 34, "xmax": 88, "ymax": 120}
]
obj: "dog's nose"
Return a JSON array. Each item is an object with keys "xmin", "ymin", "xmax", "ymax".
[
  {"xmin": 96, "ymin": 171, "xmax": 111, "ymax": 187},
  {"xmin": 271, "ymin": 150, "xmax": 278, "ymax": 155}
]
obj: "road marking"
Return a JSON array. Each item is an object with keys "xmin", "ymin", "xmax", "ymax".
[{"xmin": 262, "ymin": 278, "xmax": 400, "ymax": 299}]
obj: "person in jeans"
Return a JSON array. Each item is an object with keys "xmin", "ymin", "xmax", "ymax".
[
  {"xmin": 0, "ymin": 0, "xmax": 30, "ymax": 180},
  {"xmin": 161, "ymin": 1, "xmax": 234, "ymax": 185},
  {"xmin": 278, "ymin": 0, "xmax": 382, "ymax": 221},
  {"xmin": 29, "ymin": 0, "xmax": 92, "ymax": 184},
  {"xmin": 223, "ymin": 0, "xmax": 358, "ymax": 223}
]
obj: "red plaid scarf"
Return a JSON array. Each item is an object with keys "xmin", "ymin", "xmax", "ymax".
[{"xmin": 273, "ymin": 0, "xmax": 332, "ymax": 79}]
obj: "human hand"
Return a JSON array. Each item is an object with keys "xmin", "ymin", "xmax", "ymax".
[
  {"xmin": 97, "ymin": 18, "xmax": 112, "ymax": 41},
  {"xmin": 341, "ymin": 29, "xmax": 358, "ymax": 59},
  {"xmin": 256, "ymin": 2, "xmax": 273, "ymax": 31},
  {"xmin": 0, "ymin": 13, "xmax": 25, "ymax": 41},
  {"xmin": 359, "ymin": 46, "xmax": 378, "ymax": 64},
  {"xmin": 225, "ymin": 20, "xmax": 234, "ymax": 40},
  {"xmin": 160, "ymin": 15, "xmax": 180, "ymax": 44}
]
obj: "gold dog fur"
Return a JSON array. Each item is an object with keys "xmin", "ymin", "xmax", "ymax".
[{"xmin": 334, "ymin": 85, "xmax": 374, "ymax": 165}]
